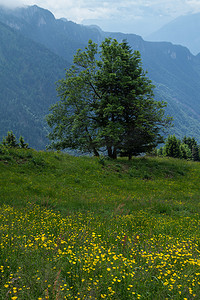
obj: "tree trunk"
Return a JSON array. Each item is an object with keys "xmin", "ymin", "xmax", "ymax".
[
  {"xmin": 112, "ymin": 147, "xmax": 117, "ymax": 159},
  {"xmin": 85, "ymin": 125, "xmax": 99, "ymax": 157},
  {"xmin": 107, "ymin": 146, "xmax": 113, "ymax": 158},
  {"xmin": 107, "ymin": 146, "xmax": 117, "ymax": 159},
  {"xmin": 128, "ymin": 153, "xmax": 132, "ymax": 160},
  {"xmin": 93, "ymin": 148, "xmax": 99, "ymax": 157}
]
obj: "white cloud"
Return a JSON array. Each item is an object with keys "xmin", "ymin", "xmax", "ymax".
[
  {"xmin": 1, "ymin": 0, "xmax": 200, "ymax": 35},
  {"xmin": 0, "ymin": 0, "xmax": 198, "ymax": 18}
]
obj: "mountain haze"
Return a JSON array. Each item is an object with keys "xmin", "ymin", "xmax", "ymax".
[
  {"xmin": 147, "ymin": 13, "xmax": 200, "ymax": 55},
  {"xmin": 0, "ymin": 5, "xmax": 200, "ymax": 148}
]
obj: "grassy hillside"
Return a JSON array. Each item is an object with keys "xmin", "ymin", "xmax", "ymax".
[{"xmin": 0, "ymin": 148, "xmax": 200, "ymax": 299}]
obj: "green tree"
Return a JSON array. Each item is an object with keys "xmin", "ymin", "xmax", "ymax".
[
  {"xmin": 2, "ymin": 131, "xmax": 19, "ymax": 148},
  {"xmin": 19, "ymin": 136, "xmax": 29, "ymax": 149},
  {"xmin": 182, "ymin": 136, "xmax": 197, "ymax": 151},
  {"xmin": 164, "ymin": 135, "xmax": 181, "ymax": 158},
  {"xmin": 2, "ymin": 131, "xmax": 29, "ymax": 149},
  {"xmin": 46, "ymin": 38, "xmax": 172, "ymax": 159},
  {"xmin": 157, "ymin": 146, "xmax": 164, "ymax": 156},
  {"xmin": 182, "ymin": 136, "xmax": 199, "ymax": 161},
  {"xmin": 46, "ymin": 40, "xmax": 100, "ymax": 156},
  {"xmin": 192, "ymin": 144, "xmax": 200, "ymax": 161},
  {"xmin": 180, "ymin": 143, "xmax": 192, "ymax": 160}
]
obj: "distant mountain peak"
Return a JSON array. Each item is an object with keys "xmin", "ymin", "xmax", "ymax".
[
  {"xmin": 0, "ymin": 4, "xmax": 56, "ymax": 27},
  {"xmin": 84, "ymin": 24, "xmax": 103, "ymax": 32},
  {"xmin": 15, "ymin": 5, "xmax": 55, "ymax": 25},
  {"xmin": 146, "ymin": 12, "xmax": 200, "ymax": 55}
]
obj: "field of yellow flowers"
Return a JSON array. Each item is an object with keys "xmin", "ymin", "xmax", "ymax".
[{"xmin": 0, "ymin": 147, "xmax": 200, "ymax": 299}]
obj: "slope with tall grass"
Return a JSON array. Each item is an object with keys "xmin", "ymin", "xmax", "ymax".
[{"xmin": 0, "ymin": 147, "xmax": 200, "ymax": 299}]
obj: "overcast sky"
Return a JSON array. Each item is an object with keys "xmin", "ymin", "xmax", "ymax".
[{"xmin": 1, "ymin": 0, "xmax": 200, "ymax": 36}]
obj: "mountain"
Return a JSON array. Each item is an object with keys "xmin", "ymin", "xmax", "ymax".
[
  {"xmin": 0, "ymin": 5, "xmax": 104, "ymax": 62},
  {"xmin": 0, "ymin": 5, "xmax": 200, "ymax": 147},
  {"xmin": 0, "ymin": 20, "xmax": 68, "ymax": 149},
  {"xmin": 146, "ymin": 13, "xmax": 200, "ymax": 55}
]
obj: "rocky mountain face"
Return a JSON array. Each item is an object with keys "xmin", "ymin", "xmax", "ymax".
[{"xmin": 0, "ymin": 5, "xmax": 200, "ymax": 148}]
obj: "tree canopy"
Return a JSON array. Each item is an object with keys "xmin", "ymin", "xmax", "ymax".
[
  {"xmin": 158, "ymin": 135, "xmax": 200, "ymax": 161},
  {"xmin": 46, "ymin": 38, "xmax": 172, "ymax": 159}
]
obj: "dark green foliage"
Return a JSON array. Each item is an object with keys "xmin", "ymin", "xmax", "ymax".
[
  {"xmin": 182, "ymin": 136, "xmax": 200, "ymax": 161},
  {"xmin": 31, "ymin": 156, "xmax": 45, "ymax": 167},
  {"xmin": 161, "ymin": 135, "xmax": 181, "ymax": 158},
  {"xmin": 179, "ymin": 143, "xmax": 192, "ymax": 160},
  {"xmin": 192, "ymin": 145, "xmax": 200, "ymax": 161},
  {"xmin": 19, "ymin": 136, "xmax": 29, "ymax": 149},
  {"xmin": 98, "ymin": 156, "xmax": 106, "ymax": 166},
  {"xmin": 159, "ymin": 135, "xmax": 200, "ymax": 161},
  {"xmin": 0, "ymin": 144, "xmax": 4, "ymax": 155},
  {"xmin": 183, "ymin": 136, "xmax": 197, "ymax": 151},
  {"xmin": 96, "ymin": 39, "xmax": 172, "ymax": 159},
  {"xmin": 2, "ymin": 131, "xmax": 18, "ymax": 148},
  {"xmin": 157, "ymin": 147, "xmax": 163, "ymax": 156},
  {"xmin": 2, "ymin": 131, "xmax": 29, "ymax": 150},
  {"xmin": 47, "ymin": 38, "xmax": 172, "ymax": 159}
]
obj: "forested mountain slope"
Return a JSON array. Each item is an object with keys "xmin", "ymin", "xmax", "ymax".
[{"xmin": 0, "ymin": 20, "xmax": 68, "ymax": 149}]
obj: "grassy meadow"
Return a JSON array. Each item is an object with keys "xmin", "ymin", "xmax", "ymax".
[{"xmin": 0, "ymin": 146, "xmax": 200, "ymax": 299}]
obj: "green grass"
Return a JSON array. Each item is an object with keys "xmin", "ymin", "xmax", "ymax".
[{"xmin": 0, "ymin": 147, "xmax": 200, "ymax": 299}]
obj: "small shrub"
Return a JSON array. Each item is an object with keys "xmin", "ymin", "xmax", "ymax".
[
  {"xmin": 142, "ymin": 172, "xmax": 151, "ymax": 180},
  {"xmin": 31, "ymin": 157, "xmax": 45, "ymax": 167}
]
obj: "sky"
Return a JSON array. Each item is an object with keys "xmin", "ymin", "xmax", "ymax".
[{"xmin": 1, "ymin": 0, "xmax": 200, "ymax": 37}]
